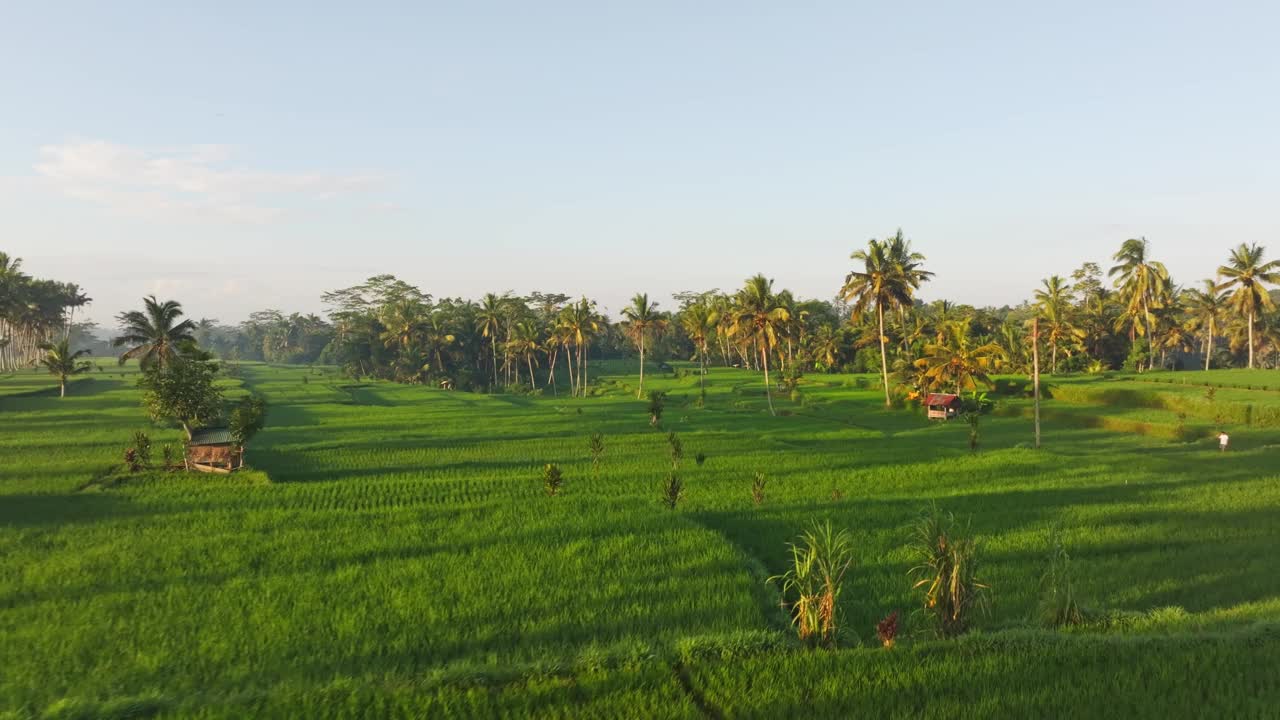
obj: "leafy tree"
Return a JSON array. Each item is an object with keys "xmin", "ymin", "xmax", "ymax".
[
  {"xmin": 1217, "ymin": 243, "xmax": 1280, "ymax": 369},
  {"xmin": 229, "ymin": 395, "xmax": 268, "ymax": 446},
  {"xmin": 141, "ymin": 359, "xmax": 224, "ymax": 438},
  {"xmin": 37, "ymin": 338, "xmax": 92, "ymax": 398},
  {"xmin": 113, "ymin": 296, "xmax": 198, "ymax": 370}
]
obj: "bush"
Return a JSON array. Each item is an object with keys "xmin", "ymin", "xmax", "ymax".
[
  {"xmin": 660, "ymin": 472, "xmax": 684, "ymax": 509},
  {"xmin": 647, "ymin": 391, "xmax": 666, "ymax": 426},
  {"xmin": 542, "ymin": 463, "xmax": 564, "ymax": 496},
  {"xmin": 667, "ymin": 432, "xmax": 683, "ymax": 468},
  {"xmin": 751, "ymin": 472, "xmax": 766, "ymax": 506},
  {"xmin": 588, "ymin": 432, "xmax": 605, "ymax": 478},
  {"xmin": 908, "ymin": 504, "xmax": 990, "ymax": 638},
  {"xmin": 1038, "ymin": 527, "xmax": 1084, "ymax": 627},
  {"xmin": 768, "ymin": 521, "xmax": 856, "ymax": 648}
]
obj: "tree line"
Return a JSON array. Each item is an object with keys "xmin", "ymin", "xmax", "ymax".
[{"xmin": 5, "ymin": 235, "xmax": 1279, "ymax": 404}]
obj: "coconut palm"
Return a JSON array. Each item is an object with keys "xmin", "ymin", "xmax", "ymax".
[
  {"xmin": 729, "ymin": 274, "xmax": 791, "ymax": 416},
  {"xmin": 38, "ymin": 338, "xmax": 92, "ymax": 398},
  {"xmin": 806, "ymin": 325, "xmax": 841, "ymax": 372},
  {"xmin": 1034, "ymin": 276, "xmax": 1082, "ymax": 374},
  {"xmin": 508, "ymin": 320, "xmax": 541, "ymax": 387},
  {"xmin": 914, "ymin": 324, "xmax": 1006, "ymax": 394},
  {"xmin": 1183, "ymin": 280, "xmax": 1227, "ymax": 370},
  {"xmin": 679, "ymin": 301, "xmax": 719, "ymax": 396},
  {"xmin": 1216, "ymin": 243, "xmax": 1280, "ymax": 369},
  {"xmin": 476, "ymin": 293, "xmax": 506, "ymax": 388},
  {"xmin": 113, "ymin": 296, "xmax": 197, "ymax": 370},
  {"xmin": 620, "ymin": 293, "xmax": 666, "ymax": 398},
  {"xmin": 841, "ymin": 231, "xmax": 933, "ymax": 406},
  {"xmin": 1108, "ymin": 238, "xmax": 1168, "ymax": 371}
]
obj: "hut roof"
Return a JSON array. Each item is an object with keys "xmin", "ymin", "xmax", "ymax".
[
  {"xmin": 189, "ymin": 427, "xmax": 234, "ymax": 446},
  {"xmin": 924, "ymin": 393, "xmax": 961, "ymax": 407}
]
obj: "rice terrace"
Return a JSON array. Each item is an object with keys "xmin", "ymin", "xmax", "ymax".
[
  {"xmin": 4, "ymin": 232, "xmax": 1280, "ymax": 719},
  {"xmin": 7, "ymin": 5, "xmax": 1280, "ymax": 717}
]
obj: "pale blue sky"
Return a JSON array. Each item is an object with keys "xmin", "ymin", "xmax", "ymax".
[{"xmin": 2, "ymin": 1, "xmax": 1277, "ymax": 325}]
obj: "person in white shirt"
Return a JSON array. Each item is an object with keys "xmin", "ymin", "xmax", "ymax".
[{"xmin": 1218, "ymin": 431, "xmax": 1229, "ymax": 452}]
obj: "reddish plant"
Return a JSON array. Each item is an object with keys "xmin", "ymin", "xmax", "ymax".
[{"xmin": 876, "ymin": 610, "xmax": 899, "ymax": 649}]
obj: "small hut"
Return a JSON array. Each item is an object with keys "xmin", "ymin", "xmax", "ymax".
[
  {"xmin": 185, "ymin": 428, "xmax": 244, "ymax": 474},
  {"xmin": 924, "ymin": 393, "xmax": 961, "ymax": 421}
]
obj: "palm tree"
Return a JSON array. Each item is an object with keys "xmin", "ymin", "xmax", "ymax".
[
  {"xmin": 1183, "ymin": 280, "xmax": 1226, "ymax": 370},
  {"xmin": 806, "ymin": 325, "xmax": 841, "ymax": 372},
  {"xmin": 476, "ymin": 293, "xmax": 506, "ymax": 388},
  {"xmin": 1033, "ymin": 276, "xmax": 1082, "ymax": 374},
  {"xmin": 1109, "ymin": 238, "xmax": 1168, "ymax": 372},
  {"xmin": 841, "ymin": 231, "xmax": 933, "ymax": 406},
  {"xmin": 508, "ymin": 321, "xmax": 541, "ymax": 387},
  {"xmin": 679, "ymin": 301, "xmax": 719, "ymax": 396},
  {"xmin": 621, "ymin": 293, "xmax": 666, "ymax": 398},
  {"xmin": 38, "ymin": 338, "xmax": 92, "ymax": 397},
  {"xmin": 913, "ymin": 324, "xmax": 1006, "ymax": 394},
  {"xmin": 730, "ymin": 274, "xmax": 791, "ymax": 416},
  {"xmin": 113, "ymin": 296, "xmax": 197, "ymax": 370},
  {"xmin": 1217, "ymin": 243, "xmax": 1280, "ymax": 369}
]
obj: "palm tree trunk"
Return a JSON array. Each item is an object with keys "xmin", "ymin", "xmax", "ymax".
[
  {"xmin": 877, "ymin": 304, "xmax": 890, "ymax": 407},
  {"xmin": 528, "ymin": 356, "xmax": 536, "ymax": 388},
  {"xmin": 547, "ymin": 347, "xmax": 558, "ymax": 395},
  {"xmin": 581, "ymin": 342, "xmax": 588, "ymax": 395},
  {"xmin": 1248, "ymin": 311, "xmax": 1255, "ymax": 369},
  {"xmin": 490, "ymin": 338, "xmax": 498, "ymax": 389},
  {"xmin": 59, "ymin": 377, "xmax": 66, "ymax": 398},
  {"xmin": 637, "ymin": 336, "xmax": 645, "ymax": 399},
  {"xmin": 762, "ymin": 345, "xmax": 775, "ymax": 416},
  {"xmin": 1051, "ymin": 342, "xmax": 1057, "ymax": 375},
  {"xmin": 1206, "ymin": 317, "xmax": 1213, "ymax": 371},
  {"xmin": 1032, "ymin": 317, "xmax": 1041, "ymax": 449}
]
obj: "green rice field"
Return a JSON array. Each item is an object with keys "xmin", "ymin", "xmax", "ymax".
[{"xmin": 3, "ymin": 362, "xmax": 1280, "ymax": 718}]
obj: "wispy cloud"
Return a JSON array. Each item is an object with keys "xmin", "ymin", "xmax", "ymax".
[{"xmin": 34, "ymin": 139, "xmax": 384, "ymax": 222}]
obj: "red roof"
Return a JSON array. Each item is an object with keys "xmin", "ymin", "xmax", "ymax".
[{"xmin": 924, "ymin": 393, "xmax": 960, "ymax": 406}]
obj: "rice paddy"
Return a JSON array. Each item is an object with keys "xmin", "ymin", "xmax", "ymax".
[{"xmin": 3, "ymin": 362, "xmax": 1279, "ymax": 718}]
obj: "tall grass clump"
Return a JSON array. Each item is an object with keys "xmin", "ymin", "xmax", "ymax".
[
  {"xmin": 908, "ymin": 504, "xmax": 990, "ymax": 638},
  {"xmin": 667, "ymin": 431, "xmax": 683, "ymax": 468},
  {"xmin": 751, "ymin": 472, "xmax": 767, "ymax": 506},
  {"xmin": 1038, "ymin": 526, "xmax": 1084, "ymax": 627},
  {"xmin": 660, "ymin": 472, "xmax": 684, "ymax": 509},
  {"xmin": 769, "ymin": 521, "xmax": 855, "ymax": 648},
  {"xmin": 542, "ymin": 463, "xmax": 564, "ymax": 496},
  {"xmin": 647, "ymin": 390, "xmax": 666, "ymax": 426},
  {"xmin": 588, "ymin": 432, "xmax": 605, "ymax": 478}
]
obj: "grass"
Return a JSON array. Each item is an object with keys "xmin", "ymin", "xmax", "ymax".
[{"xmin": 2, "ymin": 360, "xmax": 1279, "ymax": 717}]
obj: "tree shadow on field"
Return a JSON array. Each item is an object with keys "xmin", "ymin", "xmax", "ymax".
[{"xmin": 0, "ymin": 492, "xmax": 161, "ymax": 529}]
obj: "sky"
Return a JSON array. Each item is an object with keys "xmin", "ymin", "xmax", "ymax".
[{"xmin": 2, "ymin": 1, "xmax": 1278, "ymax": 327}]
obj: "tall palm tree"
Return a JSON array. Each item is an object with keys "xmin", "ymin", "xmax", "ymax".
[
  {"xmin": 476, "ymin": 293, "xmax": 506, "ymax": 388},
  {"xmin": 1184, "ymin": 280, "xmax": 1227, "ymax": 370},
  {"xmin": 621, "ymin": 293, "xmax": 666, "ymax": 398},
  {"xmin": 1108, "ymin": 238, "xmax": 1168, "ymax": 372},
  {"xmin": 113, "ymin": 296, "xmax": 197, "ymax": 370},
  {"xmin": 508, "ymin": 321, "xmax": 541, "ymax": 387},
  {"xmin": 679, "ymin": 301, "xmax": 719, "ymax": 396},
  {"xmin": 1033, "ymin": 276, "xmax": 1081, "ymax": 374},
  {"xmin": 806, "ymin": 325, "xmax": 841, "ymax": 372},
  {"xmin": 730, "ymin": 274, "xmax": 791, "ymax": 416},
  {"xmin": 1217, "ymin": 243, "xmax": 1280, "ymax": 369},
  {"xmin": 841, "ymin": 231, "xmax": 933, "ymax": 406},
  {"xmin": 38, "ymin": 338, "xmax": 92, "ymax": 398}
]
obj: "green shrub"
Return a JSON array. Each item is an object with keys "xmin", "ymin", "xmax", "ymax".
[
  {"xmin": 542, "ymin": 463, "xmax": 564, "ymax": 496},
  {"xmin": 660, "ymin": 472, "xmax": 684, "ymax": 509},
  {"xmin": 768, "ymin": 521, "xmax": 856, "ymax": 649},
  {"xmin": 909, "ymin": 504, "xmax": 990, "ymax": 638}
]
